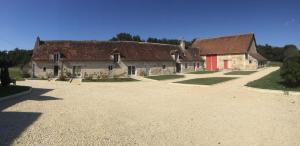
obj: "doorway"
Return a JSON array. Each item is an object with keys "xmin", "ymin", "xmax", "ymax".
[
  {"xmin": 54, "ymin": 65, "xmax": 59, "ymax": 77},
  {"xmin": 176, "ymin": 63, "xmax": 181, "ymax": 73},
  {"xmin": 205, "ymin": 55, "xmax": 217, "ymax": 71},
  {"xmin": 224, "ymin": 60, "xmax": 228, "ymax": 69}
]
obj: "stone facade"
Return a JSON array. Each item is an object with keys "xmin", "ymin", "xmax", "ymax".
[
  {"xmin": 201, "ymin": 40, "xmax": 263, "ymax": 71},
  {"xmin": 31, "ymin": 60, "xmax": 200, "ymax": 79}
]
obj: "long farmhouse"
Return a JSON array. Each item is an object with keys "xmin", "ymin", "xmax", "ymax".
[{"xmin": 31, "ymin": 33, "xmax": 267, "ymax": 79}]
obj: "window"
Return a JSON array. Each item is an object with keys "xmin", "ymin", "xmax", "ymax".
[
  {"xmin": 43, "ymin": 67, "xmax": 46, "ymax": 72},
  {"xmin": 185, "ymin": 63, "xmax": 188, "ymax": 69},
  {"xmin": 54, "ymin": 53, "xmax": 60, "ymax": 63},
  {"xmin": 128, "ymin": 66, "xmax": 136, "ymax": 75},
  {"xmin": 113, "ymin": 54, "xmax": 119, "ymax": 63},
  {"xmin": 108, "ymin": 65, "xmax": 113, "ymax": 71},
  {"xmin": 245, "ymin": 54, "xmax": 248, "ymax": 60},
  {"xmin": 162, "ymin": 65, "xmax": 166, "ymax": 69},
  {"xmin": 249, "ymin": 60, "xmax": 252, "ymax": 64}
]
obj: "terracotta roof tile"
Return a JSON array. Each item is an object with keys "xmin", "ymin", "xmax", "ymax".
[
  {"xmin": 32, "ymin": 40, "xmax": 198, "ymax": 62},
  {"xmin": 192, "ymin": 33, "xmax": 254, "ymax": 55}
]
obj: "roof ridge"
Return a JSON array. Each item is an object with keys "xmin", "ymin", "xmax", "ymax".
[
  {"xmin": 196, "ymin": 32, "xmax": 253, "ymax": 41},
  {"xmin": 42, "ymin": 40, "xmax": 179, "ymax": 47}
]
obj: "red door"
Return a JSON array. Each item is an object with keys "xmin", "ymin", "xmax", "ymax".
[
  {"xmin": 206, "ymin": 55, "xmax": 217, "ymax": 71},
  {"xmin": 224, "ymin": 60, "xmax": 228, "ymax": 69}
]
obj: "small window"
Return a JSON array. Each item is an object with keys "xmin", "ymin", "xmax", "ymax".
[
  {"xmin": 185, "ymin": 63, "xmax": 188, "ymax": 69},
  {"xmin": 245, "ymin": 54, "xmax": 248, "ymax": 60},
  {"xmin": 162, "ymin": 65, "xmax": 166, "ymax": 69},
  {"xmin": 113, "ymin": 54, "xmax": 119, "ymax": 63},
  {"xmin": 249, "ymin": 60, "xmax": 252, "ymax": 64},
  {"xmin": 54, "ymin": 53, "xmax": 60, "ymax": 62},
  {"xmin": 43, "ymin": 67, "xmax": 46, "ymax": 72},
  {"xmin": 108, "ymin": 65, "xmax": 113, "ymax": 71}
]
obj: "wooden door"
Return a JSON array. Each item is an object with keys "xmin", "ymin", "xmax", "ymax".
[{"xmin": 224, "ymin": 60, "xmax": 228, "ymax": 69}]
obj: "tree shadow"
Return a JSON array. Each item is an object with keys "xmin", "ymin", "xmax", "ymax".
[{"xmin": 0, "ymin": 88, "xmax": 61, "ymax": 145}]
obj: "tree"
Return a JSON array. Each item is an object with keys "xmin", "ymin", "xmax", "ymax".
[
  {"xmin": 0, "ymin": 58, "xmax": 12, "ymax": 87},
  {"xmin": 280, "ymin": 45, "xmax": 300, "ymax": 87},
  {"xmin": 283, "ymin": 45, "xmax": 299, "ymax": 58},
  {"xmin": 110, "ymin": 33, "xmax": 143, "ymax": 42}
]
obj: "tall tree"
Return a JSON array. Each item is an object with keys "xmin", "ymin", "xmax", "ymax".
[{"xmin": 110, "ymin": 33, "xmax": 143, "ymax": 42}]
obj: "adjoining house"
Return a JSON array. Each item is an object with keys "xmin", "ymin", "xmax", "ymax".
[
  {"xmin": 192, "ymin": 33, "xmax": 267, "ymax": 71},
  {"xmin": 31, "ymin": 37, "xmax": 202, "ymax": 79}
]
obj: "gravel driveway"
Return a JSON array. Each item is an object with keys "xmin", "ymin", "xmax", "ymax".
[{"xmin": 1, "ymin": 67, "xmax": 299, "ymax": 146}]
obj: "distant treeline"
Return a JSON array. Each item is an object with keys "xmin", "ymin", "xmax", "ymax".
[
  {"xmin": 257, "ymin": 44, "xmax": 300, "ymax": 62},
  {"xmin": 0, "ymin": 48, "xmax": 32, "ymax": 67},
  {"xmin": 110, "ymin": 32, "xmax": 194, "ymax": 46}
]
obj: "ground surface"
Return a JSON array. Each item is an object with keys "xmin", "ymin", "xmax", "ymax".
[
  {"xmin": 82, "ymin": 78, "xmax": 139, "ymax": 82},
  {"xmin": 1, "ymin": 67, "xmax": 300, "ymax": 146},
  {"xmin": 188, "ymin": 71, "xmax": 218, "ymax": 74},
  {"xmin": 247, "ymin": 70, "xmax": 300, "ymax": 92}
]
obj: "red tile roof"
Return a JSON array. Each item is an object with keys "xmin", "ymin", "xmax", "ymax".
[
  {"xmin": 249, "ymin": 52, "xmax": 267, "ymax": 61},
  {"xmin": 32, "ymin": 40, "xmax": 199, "ymax": 62},
  {"xmin": 192, "ymin": 33, "xmax": 255, "ymax": 55}
]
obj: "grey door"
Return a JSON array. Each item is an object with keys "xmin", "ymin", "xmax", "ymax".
[{"xmin": 54, "ymin": 66, "xmax": 59, "ymax": 76}]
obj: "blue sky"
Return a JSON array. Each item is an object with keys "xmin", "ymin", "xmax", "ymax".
[{"xmin": 0, "ymin": 0, "xmax": 299, "ymax": 50}]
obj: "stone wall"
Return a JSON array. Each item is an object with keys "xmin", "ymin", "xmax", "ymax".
[
  {"xmin": 201, "ymin": 54, "xmax": 258, "ymax": 71},
  {"xmin": 32, "ymin": 60, "xmax": 180, "ymax": 78}
]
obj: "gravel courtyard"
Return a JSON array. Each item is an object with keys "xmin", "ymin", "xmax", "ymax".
[{"xmin": 1, "ymin": 67, "xmax": 300, "ymax": 146}]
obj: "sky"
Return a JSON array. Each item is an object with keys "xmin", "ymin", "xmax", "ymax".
[{"xmin": 0, "ymin": 0, "xmax": 299, "ymax": 50}]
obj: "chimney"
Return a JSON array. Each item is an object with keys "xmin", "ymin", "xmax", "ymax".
[
  {"xmin": 180, "ymin": 39, "xmax": 185, "ymax": 51},
  {"xmin": 34, "ymin": 36, "xmax": 40, "ymax": 48}
]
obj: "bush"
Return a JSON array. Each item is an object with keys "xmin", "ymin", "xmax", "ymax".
[
  {"xmin": 0, "ymin": 60, "xmax": 12, "ymax": 87},
  {"xmin": 280, "ymin": 56, "xmax": 300, "ymax": 86}
]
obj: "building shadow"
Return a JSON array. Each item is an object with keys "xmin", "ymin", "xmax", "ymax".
[{"xmin": 0, "ymin": 87, "xmax": 61, "ymax": 145}]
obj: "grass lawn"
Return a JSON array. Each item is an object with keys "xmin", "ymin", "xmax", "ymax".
[
  {"xmin": 9, "ymin": 67, "xmax": 25, "ymax": 81},
  {"xmin": 145, "ymin": 75, "xmax": 184, "ymax": 80},
  {"xmin": 188, "ymin": 71, "xmax": 218, "ymax": 74},
  {"xmin": 246, "ymin": 70, "xmax": 300, "ymax": 92},
  {"xmin": 0, "ymin": 85, "xmax": 30, "ymax": 98},
  {"xmin": 82, "ymin": 78, "xmax": 139, "ymax": 82},
  {"xmin": 175, "ymin": 77, "xmax": 237, "ymax": 85},
  {"xmin": 224, "ymin": 71, "xmax": 257, "ymax": 75}
]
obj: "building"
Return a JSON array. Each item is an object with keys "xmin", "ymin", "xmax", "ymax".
[
  {"xmin": 31, "ymin": 37, "xmax": 202, "ymax": 79},
  {"xmin": 192, "ymin": 33, "xmax": 267, "ymax": 71}
]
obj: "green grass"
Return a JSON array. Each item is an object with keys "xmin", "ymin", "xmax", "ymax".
[
  {"xmin": 82, "ymin": 78, "xmax": 139, "ymax": 82},
  {"xmin": 175, "ymin": 77, "xmax": 237, "ymax": 85},
  {"xmin": 188, "ymin": 71, "xmax": 218, "ymax": 74},
  {"xmin": 145, "ymin": 75, "xmax": 184, "ymax": 80},
  {"xmin": 268, "ymin": 61, "xmax": 283, "ymax": 67},
  {"xmin": 0, "ymin": 85, "xmax": 30, "ymax": 98},
  {"xmin": 9, "ymin": 67, "xmax": 25, "ymax": 81},
  {"xmin": 224, "ymin": 71, "xmax": 257, "ymax": 75},
  {"xmin": 246, "ymin": 70, "xmax": 300, "ymax": 92}
]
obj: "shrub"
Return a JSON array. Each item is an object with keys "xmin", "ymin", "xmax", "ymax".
[
  {"xmin": 280, "ymin": 56, "xmax": 300, "ymax": 86},
  {"xmin": 0, "ymin": 60, "xmax": 12, "ymax": 87}
]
